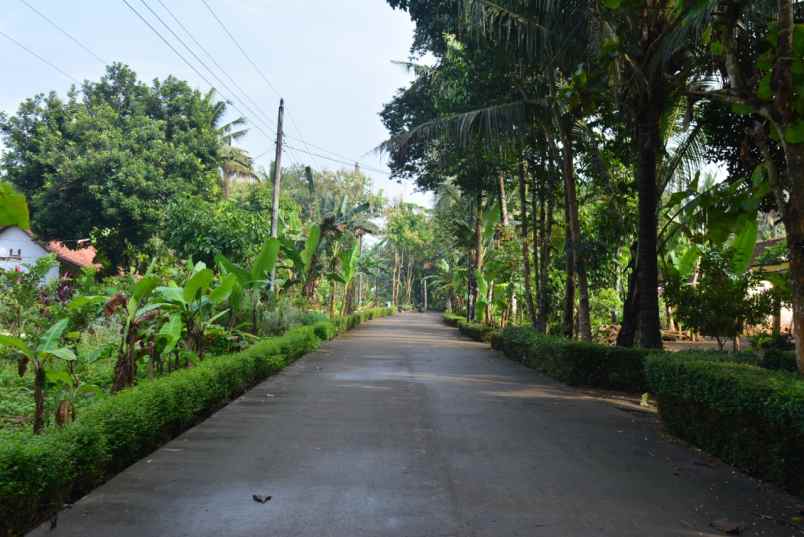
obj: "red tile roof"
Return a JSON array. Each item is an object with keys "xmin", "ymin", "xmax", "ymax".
[{"xmin": 47, "ymin": 240, "xmax": 99, "ymax": 269}]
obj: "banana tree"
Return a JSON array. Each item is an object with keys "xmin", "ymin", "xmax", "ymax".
[
  {"xmin": 277, "ymin": 224, "xmax": 323, "ymax": 299},
  {"xmin": 216, "ymin": 236, "xmax": 280, "ymax": 332},
  {"xmin": 337, "ymin": 239, "xmax": 361, "ymax": 316},
  {"xmin": 0, "ymin": 318, "xmax": 76, "ymax": 433},
  {"xmin": 154, "ymin": 262, "xmax": 238, "ymax": 358},
  {"xmin": 105, "ymin": 275, "xmax": 162, "ymax": 392}
]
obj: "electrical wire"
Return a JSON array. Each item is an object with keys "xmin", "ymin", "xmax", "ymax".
[
  {"xmin": 137, "ymin": 0, "xmax": 276, "ymax": 138},
  {"xmin": 0, "ymin": 29, "xmax": 79, "ymax": 83},
  {"xmin": 198, "ymin": 1, "xmax": 393, "ymax": 175},
  {"xmin": 120, "ymin": 0, "xmax": 276, "ymax": 144},
  {"xmin": 18, "ymin": 0, "xmax": 107, "ymax": 65},
  {"xmin": 153, "ymin": 0, "xmax": 277, "ymax": 132}
]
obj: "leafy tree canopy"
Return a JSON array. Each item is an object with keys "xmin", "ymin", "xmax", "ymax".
[{"xmin": 0, "ymin": 63, "xmax": 226, "ymax": 268}]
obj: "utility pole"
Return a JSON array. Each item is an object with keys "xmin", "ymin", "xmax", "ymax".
[{"xmin": 270, "ymin": 98, "xmax": 284, "ymax": 288}]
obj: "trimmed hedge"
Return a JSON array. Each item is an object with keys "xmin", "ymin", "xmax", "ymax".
[
  {"xmin": 491, "ymin": 326, "xmax": 650, "ymax": 392},
  {"xmin": 457, "ymin": 319, "xmax": 498, "ymax": 342},
  {"xmin": 0, "ymin": 308, "xmax": 394, "ymax": 537},
  {"xmin": 442, "ymin": 312, "xmax": 464, "ymax": 327},
  {"xmin": 334, "ymin": 307, "xmax": 396, "ymax": 332},
  {"xmin": 441, "ymin": 313, "xmax": 498, "ymax": 343},
  {"xmin": 645, "ymin": 353, "xmax": 804, "ymax": 495}
]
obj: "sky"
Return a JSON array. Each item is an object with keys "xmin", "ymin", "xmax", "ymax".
[{"xmin": 0, "ymin": 0, "xmax": 433, "ymax": 206}]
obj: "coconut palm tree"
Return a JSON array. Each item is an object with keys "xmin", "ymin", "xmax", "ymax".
[{"xmin": 208, "ymin": 92, "xmax": 255, "ymax": 198}]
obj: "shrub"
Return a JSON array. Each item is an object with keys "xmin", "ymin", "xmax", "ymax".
[
  {"xmin": 492, "ymin": 326, "xmax": 650, "ymax": 392},
  {"xmin": 457, "ymin": 320, "xmax": 498, "ymax": 342},
  {"xmin": 442, "ymin": 313, "xmax": 464, "ymax": 327},
  {"xmin": 645, "ymin": 353, "xmax": 804, "ymax": 495},
  {"xmin": 760, "ymin": 349, "xmax": 798, "ymax": 373}
]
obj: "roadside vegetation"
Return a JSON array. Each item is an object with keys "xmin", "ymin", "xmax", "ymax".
[
  {"xmin": 0, "ymin": 65, "xmax": 400, "ymax": 536},
  {"xmin": 379, "ymin": 0, "xmax": 804, "ymax": 497}
]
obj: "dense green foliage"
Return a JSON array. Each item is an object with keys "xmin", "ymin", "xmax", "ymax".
[
  {"xmin": 490, "ymin": 326, "xmax": 650, "ymax": 392},
  {"xmin": 0, "ymin": 64, "xmax": 223, "ymax": 267},
  {"xmin": 457, "ymin": 319, "xmax": 497, "ymax": 343},
  {"xmin": 645, "ymin": 354, "xmax": 804, "ymax": 495},
  {"xmin": 383, "ymin": 0, "xmax": 802, "ymax": 372}
]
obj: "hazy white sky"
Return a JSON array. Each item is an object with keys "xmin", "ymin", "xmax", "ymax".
[{"xmin": 0, "ymin": 0, "xmax": 433, "ymax": 206}]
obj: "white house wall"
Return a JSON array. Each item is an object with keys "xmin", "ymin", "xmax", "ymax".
[{"xmin": 0, "ymin": 227, "xmax": 60, "ymax": 283}]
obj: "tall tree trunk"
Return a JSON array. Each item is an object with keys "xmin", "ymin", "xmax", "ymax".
[
  {"xmin": 617, "ymin": 243, "xmax": 639, "ymax": 347},
  {"xmin": 780, "ymin": 142, "xmax": 804, "ymax": 373},
  {"xmin": 517, "ymin": 160, "xmax": 538, "ymax": 327},
  {"xmin": 635, "ymin": 97, "xmax": 664, "ymax": 349},
  {"xmin": 405, "ymin": 256, "xmax": 414, "ymax": 305},
  {"xmin": 392, "ymin": 249, "xmax": 400, "ymax": 306},
  {"xmin": 562, "ymin": 192, "xmax": 576, "ymax": 339},
  {"xmin": 775, "ymin": 1, "xmax": 803, "ymax": 372},
  {"xmin": 469, "ymin": 192, "xmax": 484, "ymax": 321},
  {"xmin": 531, "ymin": 168, "xmax": 542, "ymax": 327},
  {"xmin": 498, "ymin": 173, "xmax": 510, "ymax": 227},
  {"xmin": 533, "ymin": 165, "xmax": 554, "ymax": 333},
  {"xmin": 560, "ymin": 115, "xmax": 592, "ymax": 340},
  {"xmin": 467, "ymin": 250, "xmax": 476, "ymax": 321}
]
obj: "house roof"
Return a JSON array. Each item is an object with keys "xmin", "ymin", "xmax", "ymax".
[
  {"xmin": 47, "ymin": 240, "xmax": 98, "ymax": 269},
  {"xmin": 0, "ymin": 225, "xmax": 99, "ymax": 269}
]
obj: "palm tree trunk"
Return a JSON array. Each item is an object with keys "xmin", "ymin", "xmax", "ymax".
[
  {"xmin": 517, "ymin": 159, "xmax": 538, "ymax": 327},
  {"xmin": 562, "ymin": 207, "xmax": 576, "ymax": 339},
  {"xmin": 635, "ymin": 97, "xmax": 664, "ymax": 349},
  {"xmin": 560, "ymin": 115, "xmax": 592, "ymax": 341},
  {"xmin": 405, "ymin": 256, "xmax": 414, "ymax": 305},
  {"xmin": 498, "ymin": 173, "xmax": 509, "ymax": 227},
  {"xmin": 617, "ymin": 243, "xmax": 640, "ymax": 347},
  {"xmin": 469, "ymin": 192, "xmax": 483, "ymax": 322}
]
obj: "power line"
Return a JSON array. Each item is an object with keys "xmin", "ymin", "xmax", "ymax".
[
  {"xmin": 282, "ymin": 143, "xmax": 392, "ymax": 176},
  {"xmin": 153, "ymin": 0, "xmax": 277, "ymax": 132},
  {"xmin": 120, "ymin": 0, "xmax": 276, "ymax": 144},
  {"xmin": 198, "ymin": 0, "xmax": 393, "ymax": 174},
  {"xmin": 18, "ymin": 0, "xmax": 108, "ymax": 66},
  {"xmin": 137, "ymin": 0, "xmax": 276, "ymax": 137},
  {"xmin": 0, "ymin": 29, "xmax": 79, "ymax": 83},
  {"xmin": 198, "ymin": 0, "xmax": 317, "ymax": 156}
]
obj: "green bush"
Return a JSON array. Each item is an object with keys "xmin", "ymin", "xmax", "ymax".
[
  {"xmin": 334, "ymin": 307, "xmax": 395, "ymax": 333},
  {"xmin": 457, "ymin": 319, "xmax": 498, "ymax": 342},
  {"xmin": 442, "ymin": 313, "xmax": 464, "ymax": 327},
  {"xmin": 664, "ymin": 348, "xmax": 799, "ymax": 373},
  {"xmin": 491, "ymin": 326, "xmax": 650, "ymax": 392},
  {"xmin": 0, "ymin": 311, "xmax": 405, "ymax": 537},
  {"xmin": 760, "ymin": 349, "xmax": 798, "ymax": 373},
  {"xmin": 645, "ymin": 353, "xmax": 804, "ymax": 495}
]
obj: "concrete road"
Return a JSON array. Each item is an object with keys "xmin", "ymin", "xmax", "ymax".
[{"xmin": 32, "ymin": 313, "xmax": 802, "ymax": 537}]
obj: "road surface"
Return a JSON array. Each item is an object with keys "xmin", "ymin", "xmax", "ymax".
[{"xmin": 32, "ymin": 313, "xmax": 802, "ymax": 537}]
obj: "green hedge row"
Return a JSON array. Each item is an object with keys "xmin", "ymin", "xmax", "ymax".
[
  {"xmin": 441, "ymin": 313, "xmax": 498, "ymax": 343},
  {"xmin": 491, "ymin": 326, "xmax": 650, "ymax": 392},
  {"xmin": 0, "ymin": 308, "xmax": 394, "ymax": 537},
  {"xmin": 442, "ymin": 312, "xmax": 464, "ymax": 327},
  {"xmin": 457, "ymin": 319, "xmax": 498, "ymax": 343},
  {"xmin": 334, "ymin": 307, "xmax": 396, "ymax": 332},
  {"xmin": 646, "ymin": 353, "xmax": 804, "ymax": 495}
]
